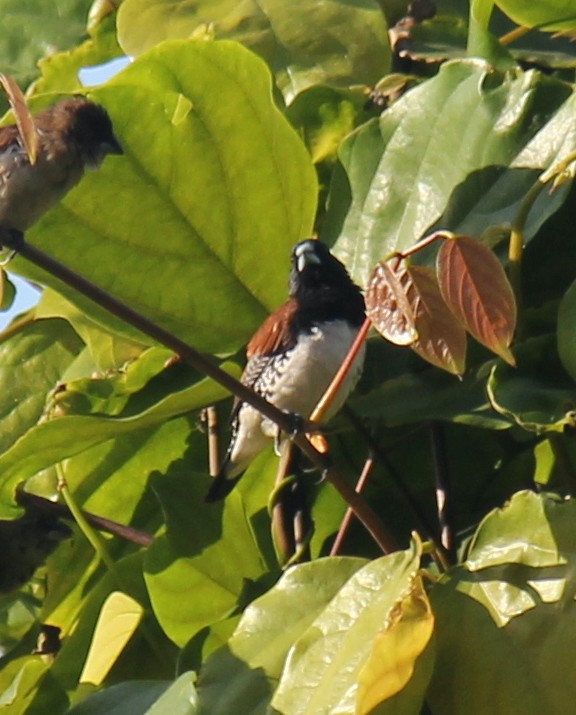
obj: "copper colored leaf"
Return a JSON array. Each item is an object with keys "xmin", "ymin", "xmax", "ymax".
[
  {"xmin": 366, "ymin": 259, "xmax": 418, "ymax": 346},
  {"xmin": 437, "ymin": 236, "xmax": 517, "ymax": 365},
  {"xmin": 0, "ymin": 73, "xmax": 37, "ymax": 164},
  {"xmin": 408, "ymin": 265, "xmax": 468, "ymax": 376}
]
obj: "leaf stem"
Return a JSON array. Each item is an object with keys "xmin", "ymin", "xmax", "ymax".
[
  {"xmin": 509, "ymin": 150, "xmax": 576, "ymax": 319},
  {"xmin": 310, "ymin": 317, "xmax": 370, "ymax": 423},
  {"xmin": 5, "ymin": 233, "xmax": 396, "ymax": 554},
  {"xmin": 57, "ymin": 470, "xmax": 120, "ymax": 578}
]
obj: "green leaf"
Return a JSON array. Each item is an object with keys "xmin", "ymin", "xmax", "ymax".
[
  {"xmin": 198, "ymin": 557, "xmax": 367, "ymax": 714},
  {"xmin": 487, "ymin": 336, "xmax": 576, "ymax": 432},
  {"xmin": 40, "ymin": 418, "xmax": 197, "ymax": 636},
  {"xmin": 0, "ymin": 317, "xmax": 83, "ymax": 454},
  {"xmin": 37, "ymin": 289, "xmax": 150, "ymax": 372},
  {"xmin": 12, "ymin": 40, "xmax": 317, "ymax": 354},
  {"xmin": 79, "ymin": 592, "xmax": 144, "ymax": 687},
  {"xmin": 350, "ymin": 362, "xmax": 510, "ymax": 429},
  {"xmin": 144, "ymin": 469, "xmax": 269, "ymax": 647},
  {"xmin": 428, "ymin": 491, "xmax": 576, "ymax": 715},
  {"xmin": 117, "ymin": 0, "xmax": 391, "ymax": 102},
  {"xmin": 270, "ymin": 540, "xmax": 424, "ymax": 714},
  {"xmin": 0, "ymin": 365, "xmax": 237, "ymax": 516},
  {"xmin": 29, "ymin": 13, "xmax": 122, "ymax": 96},
  {"xmin": 146, "ymin": 672, "xmax": 199, "ymax": 714},
  {"xmin": 0, "ymin": 0, "xmax": 92, "ymax": 90},
  {"xmin": 557, "ymin": 276, "xmax": 576, "ymax": 382},
  {"xmin": 66, "ymin": 681, "xmax": 170, "ymax": 715},
  {"xmin": 326, "ymin": 61, "xmax": 573, "ymax": 288},
  {"xmin": 495, "ymin": 0, "xmax": 576, "ymax": 34}
]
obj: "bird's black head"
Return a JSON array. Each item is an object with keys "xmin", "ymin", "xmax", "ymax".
[
  {"xmin": 58, "ymin": 98, "xmax": 123, "ymax": 168},
  {"xmin": 289, "ymin": 239, "xmax": 365, "ymax": 327}
]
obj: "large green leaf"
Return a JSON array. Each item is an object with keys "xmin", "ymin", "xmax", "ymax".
[
  {"xmin": 325, "ymin": 60, "xmax": 574, "ymax": 288},
  {"xmin": 270, "ymin": 539, "xmax": 429, "ymax": 714},
  {"xmin": 144, "ymin": 468, "xmax": 269, "ymax": 647},
  {"xmin": 428, "ymin": 491, "xmax": 576, "ymax": 715},
  {"xmin": 117, "ymin": 0, "xmax": 391, "ymax": 102},
  {"xmin": 197, "ymin": 557, "xmax": 367, "ymax": 714},
  {"xmin": 12, "ymin": 40, "xmax": 316, "ymax": 354}
]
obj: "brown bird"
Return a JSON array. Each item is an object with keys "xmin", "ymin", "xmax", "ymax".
[{"xmin": 0, "ymin": 97, "xmax": 122, "ymax": 234}]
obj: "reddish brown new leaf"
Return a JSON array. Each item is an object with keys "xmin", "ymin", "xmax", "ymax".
[
  {"xmin": 366, "ymin": 259, "xmax": 418, "ymax": 346},
  {"xmin": 437, "ymin": 235, "xmax": 516, "ymax": 365},
  {"xmin": 0, "ymin": 74, "xmax": 37, "ymax": 165},
  {"xmin": 407, "ymin": 265, "xmax": 467, "ymax": 376}
]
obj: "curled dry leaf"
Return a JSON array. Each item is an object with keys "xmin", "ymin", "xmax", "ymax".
[
  {"xmin": 0, "ymin": 74, "xmax": 37, "ymax": 165},
  {"xmin": 437, "ymin": 236, "xmax": 517, "ymax": 365},
  {"xmin": 407, "ymin": 265, "xmax": 467, "ymax": 376},
  {"xmin": 366, "ymin": 259, "xmax": 418, "ymax": 346}
]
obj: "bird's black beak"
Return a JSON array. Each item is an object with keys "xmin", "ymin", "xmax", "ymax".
[{"xmin": 101, "ymin": 135, "xmax": 123, "ymax": 156}]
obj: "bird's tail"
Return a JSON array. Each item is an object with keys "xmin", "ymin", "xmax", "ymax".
[{"xmin": 204, "ymin": 463, "xmax": 242, "ymax": 502}]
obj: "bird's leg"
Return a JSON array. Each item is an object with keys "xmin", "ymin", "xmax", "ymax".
[{"xmin": 273, "ymin": 411, "xmax": 306, "ymax": 456}]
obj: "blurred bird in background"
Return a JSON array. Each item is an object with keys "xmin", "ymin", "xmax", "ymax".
[{"xmin": 0, "ymin": 96, "xmax": 122, "ymax": 236}]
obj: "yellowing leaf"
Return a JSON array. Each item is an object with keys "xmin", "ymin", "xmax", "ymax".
[
  {"xmin": 0, "ymin": 73, "xmax": 38, "ymax": 164},
  {"xmin": 80, "ymin": 591, "xmax": 144, "ymax": 686},
  {"xmin": 407, "ymin": 265, "xmax": 467, "ymax": 376},
  {"xmin": 437, "ymin": 236, "xmax": 517, "ymax": 365},
  {"xmin": 356, "ymin": 575, "xmax": 434, "ymax": 714},
  {"xmin": 366, "ymin": 259, "xmax": 418, "ymax": 346}
]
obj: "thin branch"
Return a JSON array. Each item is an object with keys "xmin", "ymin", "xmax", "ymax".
[
  {"xmin": 310, "ymin": 317, "xmax": 370, "ymax": 423},
  {"xmin": 204, "ymin": 406, "xmax": 220, "ymax": 477},
  {"xmin": 4, "ymin": 233, "xmax": 397, "ymax": 554},
  {"xmin": 344, "ymin": 408, "xmax": 450, "ymax": 569},
  {"xmin": 16, "ymin": 488, "xmax": 153, "ymax": 547},
  {"xmin": 330, "ymin": 455, "xmax": 374, "ymax": 556},
  {"xmin": 429, "ymin": 423, "xmax": 454, "ymax": 559}
]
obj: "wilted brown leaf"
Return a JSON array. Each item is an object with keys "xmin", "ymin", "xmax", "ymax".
[
  {"xmin": 366, "ymin": 259, "xmax": 418, "ymax": 346},
  {"xmin": 0, "ymin": 74, "xmax": 37, "ymax": 165},
  {"xmin": 408, "ymin": 265, "xmax": 467, "ymax": 376},
  {"xmin": 437, "ymin": 236, "xmax": 517, "ymax": 365}
]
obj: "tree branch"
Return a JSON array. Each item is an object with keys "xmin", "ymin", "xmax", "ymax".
[{"xmin": 4, "ymin": 232, "xmax": 397, "ymax": 554}]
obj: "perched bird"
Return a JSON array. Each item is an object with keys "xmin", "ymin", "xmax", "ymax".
[
  {"xmin": 206, "ymin": 239, "xmax": 366, "ymax": 502},
  {"xmin": 0, "ymin": 97, "xmax": 122, "ymax": 234}
]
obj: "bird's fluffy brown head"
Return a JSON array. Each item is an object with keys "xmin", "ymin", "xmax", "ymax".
[{"xmin": 39, "ymin": 97, "xmax": 123, "ymax": 168}]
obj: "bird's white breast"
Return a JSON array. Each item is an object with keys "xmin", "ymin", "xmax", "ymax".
[
  {"xmin": 226, "ymin": 320, "xmax": 366, "ymax": 476},
  {"xmin": 265, "ymin": 319, "xmax": 365, "ymax": 423}
]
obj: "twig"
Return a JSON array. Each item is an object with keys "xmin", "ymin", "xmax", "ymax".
[
  {"xmin": 429, "ymin": 423, "xmax": 454, "ymax": 559},
  {"xmin": 204, "ymin": 406, "xmax": 220, "ymax": 477},
  {"xmin": 16, "ymin": 488, "xmax": 153, "ymax": 547},
  {"xmin": 509, "ymin": 149, "xmax": 576, "ymax": 321},
  {"xmin": 310, "ymin": 317, "xmax": 370, "ymax": 423},
  {"xmin": 4, "ymin": 232, "xmax": 397, "ymax": 554},
  {"xmin": 344, "ymin": 408, "xmax": 450, "ymax": 569},
  {"xmin": 270, "ymin": 442, "xmax": 297, "ymax": 563},
  {"xmin": 330, "ymin": 455, "xmax": 374, "ymax": 556}
]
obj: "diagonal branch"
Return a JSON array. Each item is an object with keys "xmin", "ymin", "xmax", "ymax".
[{"xmin": 3, "ymin": 231, "xmax": 398, "ymax": 554}]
